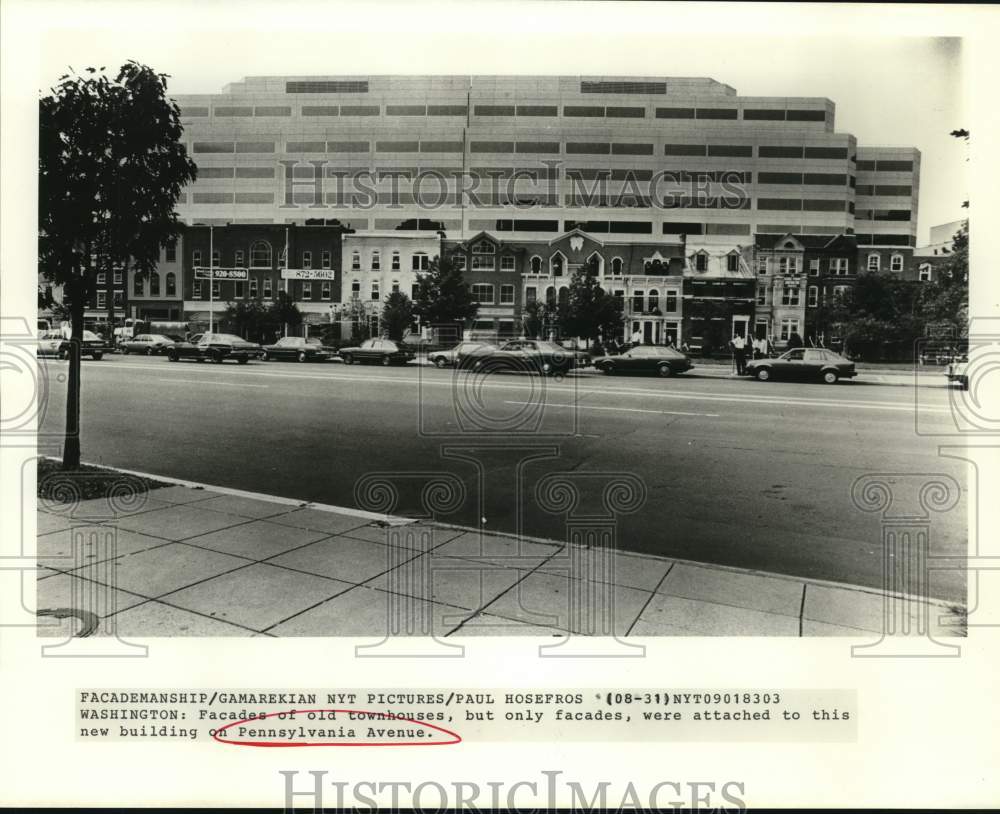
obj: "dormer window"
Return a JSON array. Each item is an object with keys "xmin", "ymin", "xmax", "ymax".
[
  {"xmin": 471, "ymin": 239, "xmax": 496, "ymax": 271},
  {"xmin": 726, "ymin": 253, "xmax": 739, "ymax": 272},
  {"xmin": 694, "ymin": 253, "xmax": 708, "ymax": 272}
]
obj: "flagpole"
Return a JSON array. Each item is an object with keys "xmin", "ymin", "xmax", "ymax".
[{"xmin": 209, "ymin": 224, "xmax": 214, "ymax": 334}]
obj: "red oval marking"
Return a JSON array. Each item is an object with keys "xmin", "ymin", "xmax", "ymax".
[{"xmin": 211, "ymin": 708, "xmax": 462, "ymax": 747}]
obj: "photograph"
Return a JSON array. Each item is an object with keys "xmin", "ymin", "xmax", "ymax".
[
  {"xmin": 3, "ymin": 2, "xmax": 998, "ymax": 810},
  {"xmin": 31, "ymin": 34, "xmax": 969, "ymax": 642}
]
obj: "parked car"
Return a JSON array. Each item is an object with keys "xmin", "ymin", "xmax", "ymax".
[
  {"xmin": 593, "ymin": 345, "xmax": 693, "ymax": 377},
  {"xmin": 37, "ymin": 330, "xmax": 106, "ymax": 360},
  {"xmin": 427, "ymin": 341, "xmax": 498, "ymax": 369},
  {"xmin": 261, "ymin": 336, "xmax": 337, "ymax": 362},
  {"xmin": 745, "ymin": 347, "xmax": 856, "ymax": 384},
  {"xmin": 339, "ymin": 338, "xmax": 415, "ymax": 366},
  {"xmin": 165, "ymin": 333, "xmax": 263, "ymax": 364},
  {"xmin": 120, "ymin": 333, "xmax": 178, "ymax": 356},
  {"xmin": 946, "ymin": 356, "xmax": 969, "ymax": 390},
  {"xmin": 471, "ymin": 339, "xmax": 588, "ymax": 376}
]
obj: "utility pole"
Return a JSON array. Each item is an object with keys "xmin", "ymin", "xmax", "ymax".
[{"xmin": 208, "ymin": 224, "xmax": 215, "ymax": 334}]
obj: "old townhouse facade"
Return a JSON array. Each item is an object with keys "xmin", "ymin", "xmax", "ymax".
[{"xmin": 683, "ymin": 244, "xmax": 756, "ymax": 354}]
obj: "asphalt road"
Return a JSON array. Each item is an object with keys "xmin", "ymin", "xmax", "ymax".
[{"xmin": 37, "ymin": 355, "xmax": 968, "ymax": 602}]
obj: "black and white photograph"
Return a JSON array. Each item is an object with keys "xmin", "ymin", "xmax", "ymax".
[{"xmin": 2, "ymin": 1, "xmax": 999, "ymax": 810}]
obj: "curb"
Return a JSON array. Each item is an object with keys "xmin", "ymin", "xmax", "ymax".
[{"xmin": 74, "ymin": 460, "xmax": 961, "ymax": 612}]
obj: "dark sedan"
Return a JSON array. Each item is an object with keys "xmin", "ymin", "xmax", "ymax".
[
  {"xmin": 593, "ymin": 345, "xmax": 693, "ymax": 377},
  {"xmin": 339, "ymin": 338, "xmax": 415, "ymax": 366},
  {"xmin": 38, "ymin": 330, "xmax": 106, "ymax": 360},
  {"xmin": 427, "ymin": 341, "xmax": 498, "ymax": 369},
  {"xmin": 745, "ymin": 347, "xmax": 857, "ymax": 384},
  {"xmin": 120, "ymin": 334, "xmax": 177, "ymax": 356},
  {"xmin": 166, "ymin": 333, "xmax": 263, "ymax": 364},
  {"xmin": 471, "ymin": 339, "xmax": 588, "ymax": 376},
  {"xmin": 261, "ymin": 336, "xmax": 336, "ymax": 362}
]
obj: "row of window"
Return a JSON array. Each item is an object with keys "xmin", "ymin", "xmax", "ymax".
[
  {"xmin": 190, "ymin": 244, "xmax": 334, "ymax": 270},
  {"xmin": 191, "ymin": 140, "xmax": 854, "ymax": 159},
  {"xmin": 348, "ymin": 250, "xmax": 431, "ymax": 272},
  {"xmin": 133, "ymin": 272, "xmax": 178, "ymax": 297},
  {"xmin": 189, "ymin": 278, "xmax": 334, "ymax": 301},
  {"xmin": 756, "ymin": 284, "xmax": 854, "ymax": 308},
  {"xmin": 183, "ymin": 102, "xmax": 827, "ymax": 123},
  {"xmin": 348, "ymin": 280, "xmax": 421, "ymax": 301}
]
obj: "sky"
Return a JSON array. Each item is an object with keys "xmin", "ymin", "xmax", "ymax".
[{"xmin": 20, "ymin": 2, "xmax": 971, "ymax": 244}]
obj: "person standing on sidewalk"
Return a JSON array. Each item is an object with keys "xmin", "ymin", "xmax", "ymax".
[{"xmin": 732, "ymin": 332, "xmax": 748, "ymax": 375}]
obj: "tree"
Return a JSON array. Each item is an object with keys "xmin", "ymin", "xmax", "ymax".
[
  {"xmin": 224, "ymin": 298, "xmax": 270, "ymax": 341},
  {"xmin": 381, "ymin": 292, "xmax": 414, "ymax": 341},
  {"xmin": 562, "ymin": 261, "xmax": 623, "ymax": 345},
  {"xmin": 411, "ymin": 255, "xmax": 478, "ymax": 339},
  {"xmin": 268, "ymin": 291, "xmax": 303, "ymax": 337},
  {"xmin": 39, "ymin": 62, "xmax": 197, "ymax": 468},
  {"xmin": 521, "ymin": 300, "xmax": 548, "ymax": 339}
]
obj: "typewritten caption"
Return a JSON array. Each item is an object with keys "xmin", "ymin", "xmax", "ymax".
[{"xmin": 76, "ymin": 687, "xmax": 856, "ymax": 744}]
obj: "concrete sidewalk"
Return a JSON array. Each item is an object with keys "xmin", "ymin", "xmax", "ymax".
[{"xmin": 34, "ymin": 476, "xmax": 965, "ymax": 638}]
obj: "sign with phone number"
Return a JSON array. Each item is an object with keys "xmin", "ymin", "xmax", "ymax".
[
  {"xmin": 281, "ymin": 269, "xmax": 336, "ymax": 280},
  {"xmin": 193, "ymin": 267, "xmax": 249, "ymax": 280}
]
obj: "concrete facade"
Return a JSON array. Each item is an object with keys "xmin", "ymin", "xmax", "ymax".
[{"xmin": 169, "ymin": 74, "xmax": 918, "ymax": 249}]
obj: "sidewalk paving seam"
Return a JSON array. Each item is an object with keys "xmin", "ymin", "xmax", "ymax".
[
  {"xmin": 444, "ymin": 547, "xmax": 570, "ymax": 636},
  {"xmin": 798, "ymin": 584, "xmax": 807, "ymax": 637},
  {"xmin": 625, "ymin": 561, "xmax": 675, "ymax": 637},
  {"xmin": 64, "ymin": 463, "xmax": 964, "ymax": 612}
]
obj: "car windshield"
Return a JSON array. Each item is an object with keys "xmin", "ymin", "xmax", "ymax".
[
  {"xmin": 535, "ymin": 342, "xmax": 564, "ymax": 353},
  {"xmin": 150, "ymin": 335, "xmax": 172, "ymax": 343},
  {"xmin": 82, "ymin": 331, "xmax": 100, "ymax": 341},
  {"xmin": 208, "ymin": 334, "xmax": 245, "ymax": 343},
  {"xmin": 275, "ymin": 338, "xmax": 300, "ymax": 346},
  {"xmin": 305, "ymin": 338, "xmax": 323, "ymax": 345}
]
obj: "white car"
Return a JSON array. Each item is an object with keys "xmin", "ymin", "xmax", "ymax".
[{"xmin": 946, "ymin": 356, "xmax": 969, "ymax": 390}]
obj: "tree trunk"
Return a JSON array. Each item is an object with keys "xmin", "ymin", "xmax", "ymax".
[{"xmin": 63, "ymin": 274, "xmax": 84, "ymax": 470}]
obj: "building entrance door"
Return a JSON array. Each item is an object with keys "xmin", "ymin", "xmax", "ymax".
[
  {"xmin": 643, "ymin": 321, "xmax": 654, "ymax": 344},
  {"xmin": 732, "ymin": 315, "xmax": 749, "ymax": 339}
]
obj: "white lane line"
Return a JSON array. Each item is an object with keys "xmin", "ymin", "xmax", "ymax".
[
  {"xmin": 156, "ymin": 378, "xmax": 269, "ymax": 388},
  {"xmin": 505, "ymin": 400, "xmax": 720, "ymax": 418},
  {"xmin": 103, "ymin": 362, "xmax": 951, "ymax": 413}
]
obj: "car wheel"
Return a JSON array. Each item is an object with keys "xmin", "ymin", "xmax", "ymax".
[
  {"xmin": 822, "ymin": 370, "xmax": 839, "ymax": 385},
  {"xmin": 433, "ymin": 356, "xmax": 448, "ymax": 369},
  {"xmin": 211, "ymin": 353, "xmax": 224, "ymax": 364},
  {"xmin": 145, "ymin": 347, "xmax": 153, "ymax": 356},
  {"xmin": 122, "ymin": 347, "xmax": 130, "ymax": 355},
  {"xmin": 342, "ymin": 353, "xmax": 353, "ymax": 365},
  {"xmin": 756, "ymin": 368, "xmax": 771, "ymax": 382},
  {"xmin": 167, "ymin": 350, "xmax": 178, "ymax": 362},
  {"xmin": 298, "ymin": 351, "xmax": 308, "ymax": 363},
  {"xmin": 541, "ymin": 361, "xmax": 553, "ymax": 375},
  {"xmin": 91, "ymin": 351, "xmax": 103, "ymax": 361},
  {"xmin": 382, "ymin": 355, "xmax": 391, "ymax": 367},
  {"xmin": 58, "ymin": 347, "xmax": 69, "ymax": 360},
  {"xmin": 602, "ymin": 364, "xmax": 615, "ymax": 376},
  {"xmin": 237, "ymin": 357, "xmax": 249, "ymax": 365},
  {"xmin": 261, "ymin": 351, "xmax": 270, "ymax": 361},
  {"xmin": 657, "ymin": 363, "xmax": 674, "ymax": 377}
]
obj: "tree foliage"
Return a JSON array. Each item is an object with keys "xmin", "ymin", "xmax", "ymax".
[
  {"xmin": 561, "ymin": 261, "xmax": 623, "ymax": 344},
  {"xmin": 38, "ymin": 61, "xmax": 197, "ymax": 468},
  {"xmin": 411, "ymin": 255, "xmax": 478, "ymax": 330},
  {"xmin": 224, "ymin": 298, "xmax": 270, "ymax": 340},
  {"xmin": 268, "ymin": 291, "xmax": 303, "ymax": 329},
  {"xmin": 381, "ymin": 292, "xmax": 414, "ymax": 341}
]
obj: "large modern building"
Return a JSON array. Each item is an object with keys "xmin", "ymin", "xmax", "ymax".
[{"xmin": 171, "ymin": 75, "xmax": 920, "ymax": 260}]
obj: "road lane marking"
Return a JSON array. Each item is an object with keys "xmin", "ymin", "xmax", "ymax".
[
  {"xmin": 156, "ymin": 378, "xmax": 269, "ymax": 388},
  {"xmin": 505, "ymin": 400, "xmax": 720, "ymax": 418},
  {"xmin": 100, "ymin": 362, "xmax": 953, "ymax": 413}
]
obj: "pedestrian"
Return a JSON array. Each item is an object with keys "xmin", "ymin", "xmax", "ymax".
[
  {"xmin": 732, "ymin": 332, "xmax": 748, "ymax": 375},
  {"xmin": 630, "ymin": 328, "xmax": 642, "ymax": 346}
]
